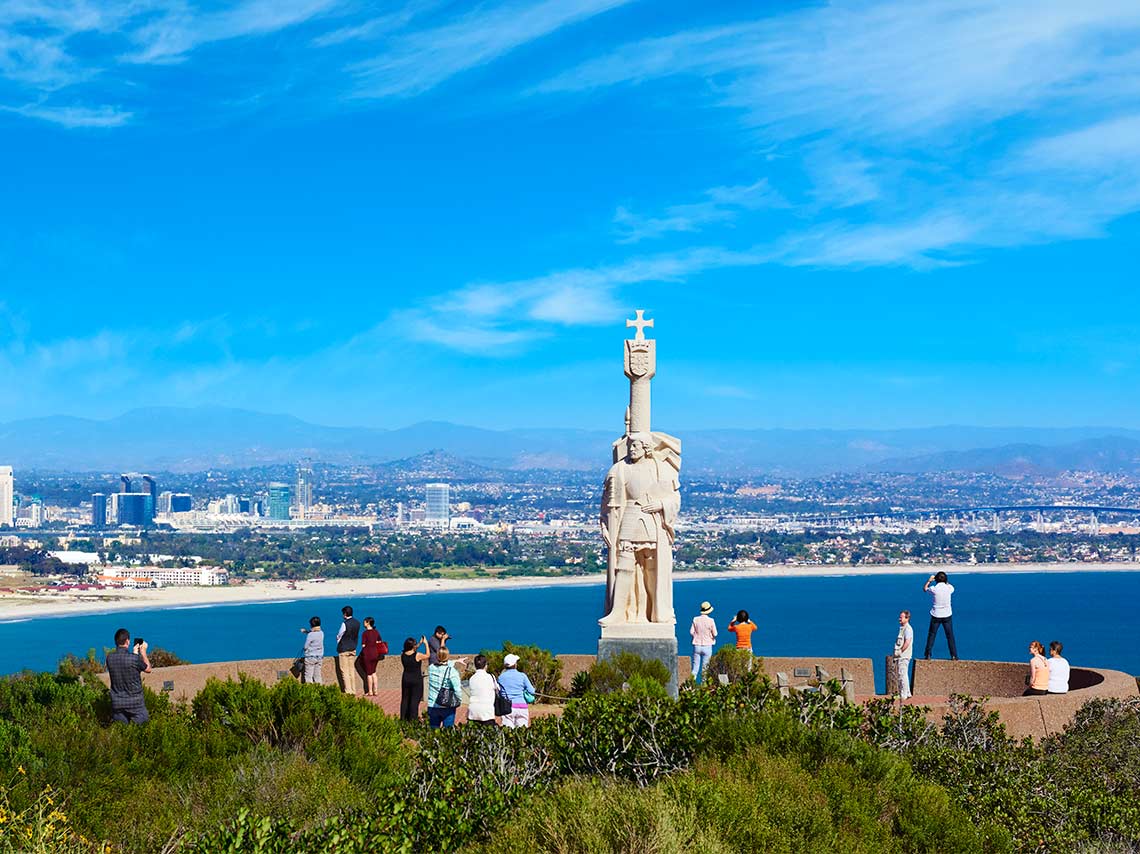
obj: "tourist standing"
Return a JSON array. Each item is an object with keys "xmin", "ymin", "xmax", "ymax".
[
  {"xmin": 427, "ymin": 647, "xmax": 462, "ymax": 729},
  {"xmin": 400, "ymin": 636, "xmax": 429, "ymax": 722},
  {"xmin": 427, "ymin": 625, "xmax": 449, "ymax": 665},
  {"xmin": 727, "ymin": 609, "xmax": 757, "ymax": 653},
  {"xmin": 922, "ymin": 572, "xmax": 958, "ymax": 660},
  {"xmin": 301, "ymin": 616, "xmax": 324, "ymax": 684},
  {"xmin": 894, "ymin": 610, "xmax": 914, "ymax": 700},
  {"xmin": 335, "ymin": 605, "xmax": 361, "ymax": 695},
  {"xmin": 1024, "ymin": 640, "xmax": 1049, "ymax": 696},
  {"xmin": 105, "ymin": 628, "xmax": 152, "ymax": 724},
  {"xmin": 1048, "ymin": 640, "xmax": 1070, "ymax": 694},
  {"xmin": 497, "ymin": 653, "xmax": 536, "ymax": 729},
  {"xmin": 467, "ymin": 654, "xmax": 497, "ymax": 725},
  {"xmin": 360, "ymin": 617, "xmax": 382, "ymax": 696},
  {"xmin": 690, "ymin": 601, "xmax": 717, "ymax": 684}
]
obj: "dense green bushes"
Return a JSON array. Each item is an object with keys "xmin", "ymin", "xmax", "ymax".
[
  {"xmin": 477, "ymin": 747, "xmax": 996, "ymax": 854},
  {"xmin": 570, "ymin": 651, "xmax": 671, "ymax": 698},
  {"xmin": 0, "ymin": 660, "xmax": 1138, "ymax": 852},
  {"xmin": 0, "ymin": 672, "xmax": 405, "ymax": 851}
]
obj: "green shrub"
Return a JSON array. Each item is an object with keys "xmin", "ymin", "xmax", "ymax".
[
  {"xmin": 705, "ymin": 644, "xmax": 757, "ymax": 683},
  {"xmin": 476, "ymin": 746, "xmax": 1003, "ymax": 854},
  {"xmin": 549, "ymin": 693, "xmax": 702, "ymax": 785},
  {"xmin": 585, "ymin": 652, "xmax": 670, "ymax": 697},
  {"xmin": 568, "ymin": 669, "xmax": 592, "ymax": 698},
  {"xmin": 478, "ymin": 642, "xmax": 563, "ymax": 703},
  {"xmin": 192, "ymin": 675, "xmax": 408, "ymax": 790}
]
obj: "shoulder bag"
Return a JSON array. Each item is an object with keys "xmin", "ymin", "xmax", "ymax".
[
  {"xmin": 434, "ymin": 664, "xmax": 461, "ymax": 708},
  {"xmin": 493, "ymin": 677, "xmax": 512, "ymax": 716}
]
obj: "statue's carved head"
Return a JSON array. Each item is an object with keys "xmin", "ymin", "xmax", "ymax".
[{"xmin": 627, "ymin": 432, "xmax": 653, "ymax": 461}]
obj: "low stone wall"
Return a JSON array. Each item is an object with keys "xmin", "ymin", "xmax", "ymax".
[
  {"xmin": 98, "ymin": 654, "xmax": 422, "ymax": 703},
  {"xmin": 912, "ymin": 659, "xmax": 1138, "ymax": 740},
  {"xmin": 115, "ymin": 652, "xmax": 878, "ymax": 704},
  {"xmin": 98, "ymin": 654, "xmax": 1137, "ymax": 742}
]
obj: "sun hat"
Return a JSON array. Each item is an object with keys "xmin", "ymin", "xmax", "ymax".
[
  {"xmin": 503, "ymin": 653, "xmax": 520, "ymax": 667},
  {"xmin": 700, "ymin": 601, "xmax": 713, "ymax": 615}
]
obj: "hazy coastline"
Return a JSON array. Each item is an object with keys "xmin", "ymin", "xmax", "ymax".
[{"xmin": 2, "ymin": 561, "xmax": 1139, "ymax": 621}]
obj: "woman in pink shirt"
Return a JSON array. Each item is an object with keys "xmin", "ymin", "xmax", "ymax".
[{"xmin": 690, "ymin": 601, "xmax": 717, "ymax": 684}]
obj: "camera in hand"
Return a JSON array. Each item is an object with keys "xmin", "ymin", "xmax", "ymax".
[{"xmin": 134, "ymin": 638, "xmax": 145, "ymax": 646}]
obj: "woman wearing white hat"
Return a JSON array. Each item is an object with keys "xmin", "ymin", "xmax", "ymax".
[
  {"xmin": 496, "ymin": 653, "xmax": 536, "ymax": 728},
  {"xmin": 690, "ymin": 601, "xmax": 717, "ymax": 684}
]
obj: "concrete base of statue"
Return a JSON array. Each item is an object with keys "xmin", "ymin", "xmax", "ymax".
[{"xmin": 597, "ymin": 631, "xmax": 679, "ymax": 698}]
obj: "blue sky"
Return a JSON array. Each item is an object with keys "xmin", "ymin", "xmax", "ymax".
[{"xmin": 3, "ymin": 0, "xmax": 1140, "ymax": 431}]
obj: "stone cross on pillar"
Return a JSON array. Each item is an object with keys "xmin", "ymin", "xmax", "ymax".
[
  {"xmin": 626, "ymin": 310, "xmax": 654, "ymax": 341},
  {"xmin": 624, "ymin": 310, "xmax": 656, "ymax": 435}
]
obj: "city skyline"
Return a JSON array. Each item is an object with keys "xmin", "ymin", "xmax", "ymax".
[{"xmin": 4, "ymin": 1, "xmax": 1140, "ymax": 430}]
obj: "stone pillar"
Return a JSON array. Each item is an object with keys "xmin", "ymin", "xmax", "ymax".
[{"xmin": 624, "ymin": 338, "xmax": 655, "ymax": 434}]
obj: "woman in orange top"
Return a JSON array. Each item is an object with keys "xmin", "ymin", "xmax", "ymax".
[
  {"xmin": 727, "ymin": 609, "xmax": 757, "ymax": 652},
  {"xmin": 1023, "ymin": 640, "xmax": 1049, "ymax": 696}
]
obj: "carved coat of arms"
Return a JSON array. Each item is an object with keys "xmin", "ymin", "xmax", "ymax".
[{"xmin": 628, "ymin": 344, "xmax": 652, "ymax": 376}]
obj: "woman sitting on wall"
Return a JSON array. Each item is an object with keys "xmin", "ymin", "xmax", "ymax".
[{"xmin": 1023, "ymin": 640, "xmax": 1050, "ymax": 696}]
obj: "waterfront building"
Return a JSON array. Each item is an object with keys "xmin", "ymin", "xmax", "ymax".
[
  {"xmin": 97, "ymin": 566, "xmax": 229, "ymax": 587},
  {"xmin": 425, "ymin": 482, "xmax": 450, "ymax": 527},
  {"xmin": 268, "ymin": 483, "xmax": 291, "ymax": 520},
  {"xmin": 91, "ymin": 493, "xmax": 107, "ymax": 528},
  {"xmin": 0, "ymin": 466, "xmax": 12, "ymax": 527}
]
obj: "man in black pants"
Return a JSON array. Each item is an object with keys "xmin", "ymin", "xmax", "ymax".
[
  {"xmin": 923, "ymin": 571, "xmax": 958, "ymax": 660},
  {"xmin": 335, "ymin": 605, "xmax": 361, "ymax": 695},
  {"xmin": 106, "ymin": 628, "xmax": 152, "ymax": 723}
]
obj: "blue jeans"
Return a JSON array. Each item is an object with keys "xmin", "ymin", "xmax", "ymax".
[
  {"xmin": 924, "ymin": 616, "xmax": 958, "ymax": 659},
  {"xmin": 692, "ymin": 645, "xmax": 713, "ymax": 684},
  {"xmin": 112, "ymin": 705, "xmax": 149, "ymax": 725},
  {"xmin": 428, "ymin": 706, "xmax": 456, "ymax": 728}
]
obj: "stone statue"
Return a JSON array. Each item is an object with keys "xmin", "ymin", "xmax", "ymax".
[
  {"xmin": 599, "ymin": 431, "xmax": 680, "ymax": 626},
  {"xmin": 599, "ymin": 311, "xmax": 681, "ymax": 632}
]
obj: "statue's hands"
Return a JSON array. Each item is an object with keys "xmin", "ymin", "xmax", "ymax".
[{"xmin": 641, "ymin": 498, "xmax": 663, "ymax": 512}]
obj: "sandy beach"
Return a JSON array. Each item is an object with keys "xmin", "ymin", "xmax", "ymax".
[{"xmin": 2, "ymin": 562, "xmax": 1139, "ymax": 621}]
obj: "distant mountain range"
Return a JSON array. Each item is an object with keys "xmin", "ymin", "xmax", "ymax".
[{"xmin": 3, "ymin": 406, "xmax": 1140, "ymax": 477}]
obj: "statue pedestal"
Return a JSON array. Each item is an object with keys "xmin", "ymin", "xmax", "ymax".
[{"xmin": 597, "ymin": 631, "xmax": 679, "ymax": 698}]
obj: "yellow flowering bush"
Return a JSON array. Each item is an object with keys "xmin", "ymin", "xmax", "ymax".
[{"xmin": 0, "ymin": 776, "xmax": 107, "ymax": 853}]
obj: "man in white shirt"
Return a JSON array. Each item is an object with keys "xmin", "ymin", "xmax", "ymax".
[
  {"xmin": 922, "ymin": 571, "xmax": 958, "ymax": 660},
  {"xmin": 894, "ymin": 610, "xmax": 914, "ymax": 700},
  {"xmin": 1047, "ymin": 640, "xmax": 1070, "ymax": 694}
]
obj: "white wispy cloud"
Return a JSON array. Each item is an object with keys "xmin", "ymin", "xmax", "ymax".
[
  {"xmin": 348, "ymin": 0, "xmax": 633, "ymax": 99},
  {"xmin": 124, "ymin": 0, "xmax": 340, "ymax": 64},
  {"xmin": 537, "ymin": 1, "xmax": 1140, "ymax": 140},
  {"xmin": 5, "ymin": 102, "xmax": 132, "ymax": 127},
  {"xmin": 537, "ymin": 0, "xmax": 1140, "ymax": 268},
  {"xmin": 390, "ymin": 246, "xmax": 771, "ymax": 354},
  {"xmin": 613, "ymin": 179, "xmax": 784, "ymax": 243},
  {"xmin": 312, "ymin": 0, "xmax": 440, "ymax": 48}
]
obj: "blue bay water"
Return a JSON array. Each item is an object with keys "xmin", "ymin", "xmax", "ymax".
[{"xmin": 2, "ymin": 571, "xmax": 1136, "ymax": 694}]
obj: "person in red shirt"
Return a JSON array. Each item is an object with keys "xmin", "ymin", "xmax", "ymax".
[{"xmin": 727, "ymin": 609, "xmax": 757, "ymax": 653}]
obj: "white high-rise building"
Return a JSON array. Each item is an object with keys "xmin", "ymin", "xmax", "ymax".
[
  {"xmin": 296, "ymin": 461, "xmax": 313, "ymax": 520},
  {"xmin": 0, "ymin": 466, "xmax": 13, "ymax": 528},
  {"xmin": 425, "ymin": 483, "xmax": 450, "ymax": 527}
]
